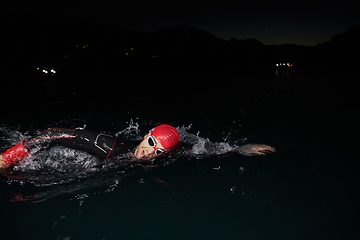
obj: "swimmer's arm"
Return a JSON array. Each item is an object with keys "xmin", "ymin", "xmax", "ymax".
[{"xmin": 236, "ymin": 144, "xmax": 275, "ymax": 156}]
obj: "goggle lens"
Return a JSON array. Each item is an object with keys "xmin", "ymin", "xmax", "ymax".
[
  {"xmin": 155, "ymin": 149, "xmax": 164, "ymax": 155},
  {"xmin": 147, "ymin": 136, "xmax": 156, "ymax": 147}
]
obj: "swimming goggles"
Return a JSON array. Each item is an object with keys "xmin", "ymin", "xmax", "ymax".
[{"xmin": 147, "ymin": 135, "xmax": 164, "ymax": 155}]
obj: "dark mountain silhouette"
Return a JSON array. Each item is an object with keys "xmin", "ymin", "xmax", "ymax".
[
  {"xmin": 1, "ymin": 15, "xmax": 359, "ymax": 110},
  {"xmin": 330, "ymin": 25, "xmax": 360, "ymax": 48},
  {"xmin": 2, "ymin": 16, "xmax": 359, "ymax": 76},
  {"xmin": 324, "ymin": 24, "xmax": 360, "ymax": 70}
]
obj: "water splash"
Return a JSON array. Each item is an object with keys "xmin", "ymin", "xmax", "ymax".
[
  {"xmin": 1, "ymin": 122, "xmax": 248, "ymax": 202},
  {"xmin": 14, "ymin": 146, "xmax": 100, "ymax": 174},
  {"xmin": 177, "ymin": 124, "xmax": 245, "ymax": 158},
  {"xmin": 0, "ymin": 127, "xmax": 31, "ymax": 148},
  {"xmin": 2, "ymin": 123, "xmax": 245, "ymax": 175},
  {"xmin": 115, "ymin": 118, "xmax": 140, "ymax": 138}
]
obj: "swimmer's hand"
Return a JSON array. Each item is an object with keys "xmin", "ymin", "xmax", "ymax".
[
  {"xmin": 0, "ymin": 155, "xmax": 10, "ymax": 169},
  {"xmin": 237, "ymin": 144, "xmax": 276, "ymax": 156}
]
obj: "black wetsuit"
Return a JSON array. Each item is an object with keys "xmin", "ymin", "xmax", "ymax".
[{"xmin": 23, "ymin": 128, "xmax": 137, "ymax": 161}]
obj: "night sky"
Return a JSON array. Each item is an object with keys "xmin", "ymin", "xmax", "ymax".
[{"xmin": 6, "ymin": 0, "xmax": 360, "ymax": 46}]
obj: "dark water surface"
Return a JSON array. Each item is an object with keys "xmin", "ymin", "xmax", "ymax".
[{"xmin": 1, "ymin": 70, "xmax": 358, "ymax": 239}]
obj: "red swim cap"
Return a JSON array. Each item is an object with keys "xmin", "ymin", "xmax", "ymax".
[{"xmin": 149, "ymin": 124, "xmax": 180, "ymax": 149}]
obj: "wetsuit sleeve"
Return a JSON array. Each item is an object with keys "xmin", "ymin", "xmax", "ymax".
[
  {"xmin": 1, "ymin": 128, "xmax": 76, "ymax": 166},
  {"xmin": 2, "ymin": 140, "xmax": 31, "ymax": 166}
]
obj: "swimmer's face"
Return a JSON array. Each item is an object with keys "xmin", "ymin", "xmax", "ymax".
[{"xmin": 134, "ymin": 134, "xmax": 165, "ymax": 159}]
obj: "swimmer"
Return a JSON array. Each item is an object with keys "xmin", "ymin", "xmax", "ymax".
[{"xmin": 0, "ymin": 124, "xmax": 275, "ymax": 169}]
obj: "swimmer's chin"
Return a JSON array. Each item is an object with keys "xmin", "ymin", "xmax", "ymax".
[
  {"xmin": 134, "ymin": 148, "xmax": 153, "ymax": 160},
  {"xmin": 133, "ymin": 155, "xmax": 155, "ymax": 162}
]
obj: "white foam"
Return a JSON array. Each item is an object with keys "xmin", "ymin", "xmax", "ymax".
[
  {"xmin": 0, "ymin": 127, "xmax": 30, "ymax": 147},
  {"xmin": 14, "ymin": 146, "xmax": 100, "ymax": 173},
  {"xmin": 1, "ymin": 123, "xmax": 247, "ymax": 189},
  {"xmin": 177, "ymin": 124, "xmax": 242, "ymax": 158},
  {"xmin": 115, "ymin": 118, "xmax": 140, "ymax": 139}
]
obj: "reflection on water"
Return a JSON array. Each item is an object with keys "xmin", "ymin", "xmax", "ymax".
[{"xmin": 275, "ymin": 69, "xmax": 291, "ymax": 80}]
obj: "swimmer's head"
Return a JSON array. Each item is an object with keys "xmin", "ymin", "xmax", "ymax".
[{"xmin": 134, "ymin": 124, "xmax": 180, "ymax": 159}]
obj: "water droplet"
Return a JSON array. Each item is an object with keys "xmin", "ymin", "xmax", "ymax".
[{"xmin": 213, "ymin": 166, "xmax": 221, "ymax": 170}]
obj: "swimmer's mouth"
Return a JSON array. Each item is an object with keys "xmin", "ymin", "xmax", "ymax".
[{"xmin": 140, "ymin": 150, "xmax": 145, "ymax": 158}]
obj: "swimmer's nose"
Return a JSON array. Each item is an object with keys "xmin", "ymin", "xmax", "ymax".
[
  {"xmin": 147, "ymin": 148, "xmax": 156, "ymax": 155},
  {"xmin": 142, "ymin": 147, "xmax": 155, "ymax": 158}
]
